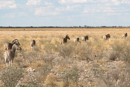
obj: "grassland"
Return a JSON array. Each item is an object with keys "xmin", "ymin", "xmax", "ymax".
[{"xmin": 0, "ymin": 28, "xmax": 130, "ymax": 87}]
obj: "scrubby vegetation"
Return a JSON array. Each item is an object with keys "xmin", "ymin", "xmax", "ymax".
[{"xmin": 0, "ymin": 29, "xmax": 130, "ymax": 87}]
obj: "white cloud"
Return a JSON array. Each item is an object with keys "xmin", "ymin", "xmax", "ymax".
[
  {"xmin": 103, "ymin": 7, "xmax": 114, "ymax": 12},
  {"xmin": 107, "ymin": 13, "xmax": 121, "ymax": 15},
  {"xmin": 44, "ymin": 2, "xmax": 53, "ymax": 5},
  {"xmin": 55, "ymin": 5, "xmax": 80, "ymax": 11},
  {"xmin": 122, "ymin": 0, "xmax": 130, "ymax": 4},
  {"xmin": 26, "ymin": 0, "xmax": 41, "ymax": 5},
  {"xmin": 112, "ymin": 0, "xmax": 120, "ymax": 5},
  {"xmin": 18, "ymin": 12, "xmax": 28, "ymax": 17},
  {"xmin": 34, "ymin": 7, "xmax": 59, "ymax": 16},
  {"xmin": 83, "ymin": 8, "xmax": 89, "ymax": 13},
  {"xmin": 0, "ymin": 0, "xmax": 17, "ymax": 9},
  {"xmin": 2, "ymin": 13, "xmax": 15, "ymax": 18},
  {"xmin": 83, "ymin": 6, "xmax": 115, "ymax": 14},
  {"xmin": 59, "ymin": 0, "xmax": 89, "ymax": 4}
]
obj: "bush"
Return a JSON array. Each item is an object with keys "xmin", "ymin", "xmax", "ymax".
[
  {"xmin": 109, "ymin": 52, "xmax": 119, "ymax": 61},
  {"xmin": 63, "ymin": 67, "xmax": 79, "ymax": 87},
  {"xmin": 33, "ymin": 46, "xmax": 41, "ymax": 52},
  {"xmin": 20, "ymin": 82, "xmax": 37, "ymax": 87},
  {"xmin": 0, "ymin": 38, "xmax": 11, "ymax": 48},
  {"xmin": 35, "ymin": 63, "xmax": 53, "ymax": 84},
  {"xmin": 74, "ymin": 44, "xmax": 93, "ymax": 61},
  {"xmin": 1, "ymin": 67, "xmax": 24, "ymax": 87},
  {"xmin": 44, "ymin": 43, "xmax": 56, "ymax": 54},
  {"xmin": 111, "ymin": 42, "xmax": 125, "ymax": 53},
  {"xmin": 41, "ymin": 54, "xmax": 55, "ymax": 64},
  {"xmin": 21, "ymin": 51, "xmax": 38, "ymax": 64},
  {"xmin": 44, "ymin": 74, "xmax": 58, "ymax": 87},
  {"xmin": 123, "ymin": 45, "xmax": 130, "ymax": 64},
  {"xmin": 58, "ymin": 44, "xmax": 75, "ymax": 58}
]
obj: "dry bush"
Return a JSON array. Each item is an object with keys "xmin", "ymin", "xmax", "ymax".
[
  {"xmin": 111, "ymin": 43, "xmax": 125, "ymax": 53},
  {"xmin": 23, "ymin": 35, "xmax": 29, "ymax": 38},
  {"xmin": 11, "ymin": 35, "xmax": 15, "ymax": 38},
  {"xmin": 0, "ymin": 38, "xmax": 11, "ymax": 48},
  {"xmin": 58, "ymin": 44, "xmax": 75, "ymax": 58},
  {"xmin": 74, "ymin": 44, "xmax": 93, "ymax": 61},
  {"xmin": 91, "ymin": 64, "xmax": 102, "ymax": 78},
  {"xmin": 19, "ymin": 38, "xmax": 29, "ymax": 50},
  {"xmin": 35, "ymin": 63, "xmax": 53, "ymax": 84},
  {"xmin": 41, "ymin": 54, "xmax": 55, "ymax": 63},
  {"xmin": 1, "ymin": 38, "xmax": 11, "ymax": 43},
  {"xmin": 108, "ymin": 51, "xmax": 119, "ymax": 61},
  {"xmin": 126, "ymin": 36, "xmax": 130, "ymax": 42},
  {"xmin": 98, "ymin": 67, "xmax": 130, "ymax": 87},
  {"xmin": 54, "ymin": 40, "xmax": 60, "ymax": 46},
  {"xmin": 63, "ymin": 67, "xmax": 79, "ymax": 87},
  {"xmin": 0, "ymin": 67, "xmax": 23, "ymax": 87},
  {"xmin": 0, "ymin": 50, "xmax": 4, "ymax": 64},
  {"xmin": 109, "ymin": 41, "xmax": 126, "ymax": 61},
  {"xmin": 14, "ymin": 57, "xmax": 23, "ymax": 67},
  {"xmin": 33, "ymin": 46, "xmax": 41, "ymax": 52},
  {"xmin": 123, "ymin": 45, "xmax": 130, "ymax": 64},
  {"xmin": 21, "ymin": 51, "xmax": 39, "ymax": 64},
  {"xmin": 39, "ymin": 39, "xmax": 48, "ymax": 44},
  {"xmin": 39, "ymin": 38, "xmax": 52, "ymax": 44},
  {"xmin": 58, "ymin": 35, "xmax": 64, "ymax": 39},
  {"xmin": 19, "ymin": 38, "xmax": 28, "ymax": 45},
  {"xmin": 44, "ymin": 74, "xmax": 58, "ymax": 87},
  {"xmin": 44, "ymin": 43, "xmax": 56, "ymax": 54},
  {"xmin": 45, "ymin": 38, "xmax": 52, "ymax": 43},
  {"xmin": 31, "ymin": 35, "xmax": 38, "ymax": 38},
  {"xmin": 39, "ymin": 35, "xmax": 44, "ymax": 38},
  {"xmin": 20, "ymin": 82, "xmax": 37, "ymax": 87},
  {"xmin": 20, "ymin": 72, "xmax": 38, "ymax": 87}
]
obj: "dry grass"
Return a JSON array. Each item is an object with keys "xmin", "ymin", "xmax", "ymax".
[{"xmin": 0, "ymin": 28, "xmax": 130, "ymax": 87}]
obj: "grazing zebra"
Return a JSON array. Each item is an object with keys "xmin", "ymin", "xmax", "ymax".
[
  {"xmin": 4, "ymin": 44, "xmax": 22, "ymax": 67},
  {"xmin": 74, "ymin": 38, "xmax": 79, "ymax": 42},
  {"xmin": 61, "ymin": 35, "xmax": 70, "ymax": 44},
  {"xmin": 30, "ymin": 40, "xmax": 36, "ymax": 51},
  {"xmin": 82, "ymin": 35, "xmax": 89, "ymax": 42},
  {"xmin": 122, "ymin": 33, "xmax": 127, "ymax": 39},
  {"xmin": 4, "ymin": 39, "xmax": 20, "ymax": 50},
  {"xmin": 103, "ymin": 34, "xmax": 110, "ymax": 40}
]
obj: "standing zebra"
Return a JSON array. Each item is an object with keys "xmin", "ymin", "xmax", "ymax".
[
  {"xmin": 4, "ymin": 39, "xmax": 20, "ymax": 50},
  {"xmin": 122, "ymin": 33, "xmax": 127, "ymax": 39},
  {"xmin": 82, "ymin": 35, "xmax": 89, "ymax": 42},
  {"xmin": 74, "ymin": 38, "xmax": 79, "ymax": 42},
  {"xmin": 61, "ymin": 35, "xmax": 70, "ymax": 44},
  {"xmin": 30, "ymin": 40, "xmax": 36, "ymax": 51},
  {"xmin": 4, "ymin": 44, "xmax": 22, "ymax": 67},
  {"xmin": 103, "ymin": 34, "xmax": 110, "ymax": 40}
]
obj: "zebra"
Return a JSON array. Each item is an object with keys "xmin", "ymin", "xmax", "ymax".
[
  {"xmin": 4, "ymin": 44, "xmax": 22, "ymax": 67},
  {"xmin": 61, "ymin": 35, "xmax": 70, "ymax": 44},
  {"xmin": 30, "ymin": 40, "xmax": 36, "ymax": 51}
]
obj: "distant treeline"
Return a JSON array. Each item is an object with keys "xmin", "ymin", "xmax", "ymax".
[{"xmin": 0, "ymin": 26, "xmax": 130, "ymax": 28}]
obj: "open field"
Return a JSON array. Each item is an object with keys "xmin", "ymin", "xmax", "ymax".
[{"xmin": 0, "ymin": 28, "xmax": 130, "ymax": 87}]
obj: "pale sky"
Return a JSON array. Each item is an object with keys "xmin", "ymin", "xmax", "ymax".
[{"xmin": 0, "ymin": 0, "xmax": 130, "ymax": 26}]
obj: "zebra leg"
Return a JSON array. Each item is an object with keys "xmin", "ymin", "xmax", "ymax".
[
  {"xmin": 11, "ymin": 59, "xmax": 13, "ymax": 67},
  {"xmin": 9, "ymin": 61, "xmax": 11, "ymax": 67},
  {"xmin": 5, "ymin": 57, "xmax": 9, "ymax": 67},
  {"xmin": 31, "ymin": 47, "xmax": 33, "ymax": 51}
]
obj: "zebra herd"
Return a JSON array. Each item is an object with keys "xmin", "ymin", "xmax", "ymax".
[{"xmin": 3, "ymin": 33, "xmax": 128, "ymax": 67}]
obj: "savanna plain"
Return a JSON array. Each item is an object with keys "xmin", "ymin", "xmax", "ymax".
[{"xmin": 0, "ymin": 28, "xmax": 130, "ymax": 87}]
